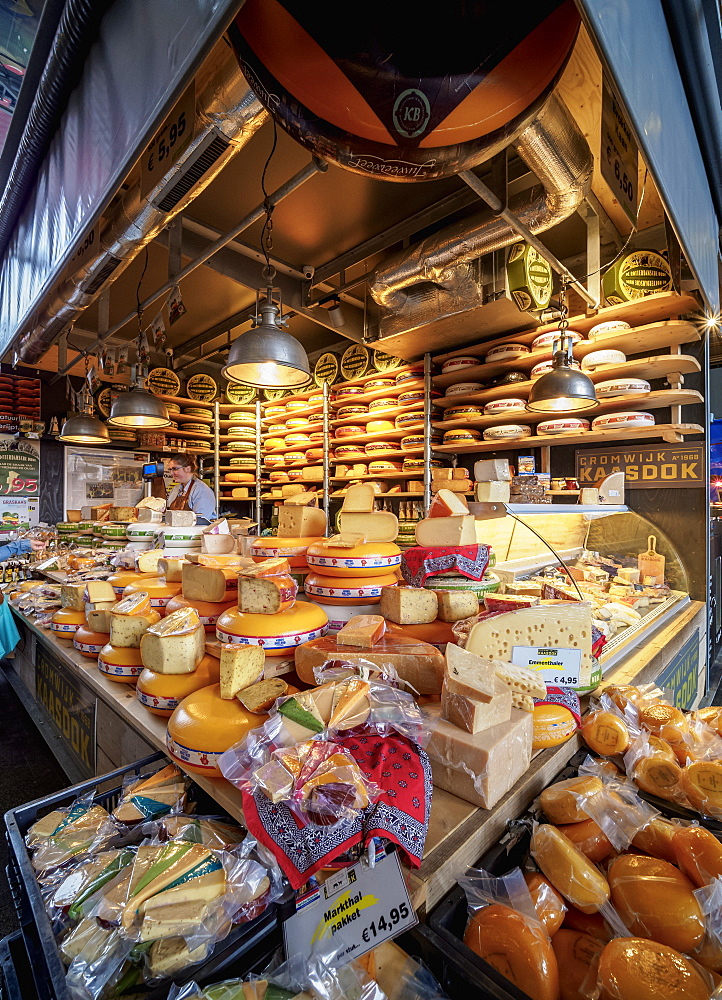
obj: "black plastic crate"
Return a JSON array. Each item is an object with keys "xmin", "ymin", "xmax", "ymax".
[
  {"xmin": 0, "ymin": 930, "xmax": 40, "ymax": 1000},
  {"xmin": 4, "ymin": 751, "xmax": 281, "ymax": 1000}
]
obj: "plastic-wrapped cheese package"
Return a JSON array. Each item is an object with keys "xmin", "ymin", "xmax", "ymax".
[
  {"xmin": 112, "ymin": 763, "xmax": 190, "ymax": 824},
  {"xmin": 25, "ymin": 792, "xmax": 118, "ymax": 875},
  {"xmin": 530, "ymin": 823, "xmax": 611, "ymax": 914},
  {"xmin": 622, "ymin": 730, "xmax": 690, "ymax": 805},
  {"xmin": 44, "ymin": 847, "xmax": 136, "ymax": 929},
  {"xmin": 589, "ymin": 938, "xmax": 718, "ymax": 1000},
  {"xmin": 146, "ymin": 814, "xmax": 246, "ymax": 851}
]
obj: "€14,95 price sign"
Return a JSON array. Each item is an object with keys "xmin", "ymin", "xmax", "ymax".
[{"xmin": 283, "ymin": 850, "xmax": 417, "ymax": 967}]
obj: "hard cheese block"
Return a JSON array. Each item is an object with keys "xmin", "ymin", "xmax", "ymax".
[
  {"xmin": 415, "ymin": 515, "xmax": 477, "ymax": 547},
  {"xmin": 441, "ymin": 674, "xmax": 512, "ymax": 734},
  {"xmin": 425, "ymin": 704, "xmax": 533, "ymax": 808},
  {"xmin": 379, "ymin": 586, "xmax": 438, "ymax": 625},
  {"xmin": 465, "ymin": 605, "xmax": 594, "ymax": 691},
  {"xmin": 295, "ymin": 632, "xmax": 444, "ymax": 693},
  {"xmin": 182, "ymin": 563, "xmax": 240, "ymax": 603},
  {"xmin": 475, "ymin": 481, "xmax": 511, "ymax": 502},
  {"xmin": 278, "ymin": 504, "xmax": 327, "ymax": 537}
]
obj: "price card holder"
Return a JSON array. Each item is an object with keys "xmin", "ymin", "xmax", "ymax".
[
  {"xmin": 511, "ymin": 645, "xmax": 582, "ymax": 687},
  {"xmin": 282, "ymin": 849, "xmax": 417, "ymax": 967}
]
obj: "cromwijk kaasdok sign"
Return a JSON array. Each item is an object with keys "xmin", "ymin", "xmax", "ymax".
[{"xmin": 576, "ymin": 444, "xmax": 703, "ymax": 489}]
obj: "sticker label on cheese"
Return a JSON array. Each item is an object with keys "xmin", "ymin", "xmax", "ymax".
[
  {"xmin": 51, "ymin": 622, "xmax": 81, "ymax": 633},
  {"xmin": 138, "ymin": 690, "xmax": 180, "ymax": 712},
  {"xmin": 98, "ymin": 659, "xmax": 143, "ymax": 678},
  {"xmin": 511, "ymin": 645, "xmax": 582, "ymax": 687},
  {"xmin": 215, "ymin": 624, "xmax": 327, "ymax": 649},
  {"xmin": 166, "ymin": 732, "xmax": 223, "ymax": 771}
]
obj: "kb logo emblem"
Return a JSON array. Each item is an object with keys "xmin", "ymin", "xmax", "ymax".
[{"xmin": 393, "ymin": 89, "xmax": 431, "ymax": 139}]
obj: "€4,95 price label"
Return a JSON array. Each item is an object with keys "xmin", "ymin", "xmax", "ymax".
[
  {"xmin": 283, "ymin": 850, "xmax": 417, "ymax": 967},
  {"xmin": 511, "ymin": 645, "xmax": 582, "ymax": 687}
]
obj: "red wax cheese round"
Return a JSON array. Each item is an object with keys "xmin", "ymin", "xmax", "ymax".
[
  {"xmin": 136, "ymin": 654, "xmax": 221, "ymax": 717},
  {"xmin": 166, "ymin": 683, "xmax": 269, "ymax": 776}
]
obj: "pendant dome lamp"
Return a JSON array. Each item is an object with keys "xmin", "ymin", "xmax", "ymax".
[
  {"xmin": 108, "ymin": 365, "xmax": 171, "ymax": 428},
  {"xmin": 58, "ymin": 358, "xmax": 110, "ymax": 444},
  {"xmin": 526, "ymin": 279, "xmax": 597, "ymax": 413},
  {"xmin": 222, "ymin": 266, "xmax": 310, "ymax": 388}
]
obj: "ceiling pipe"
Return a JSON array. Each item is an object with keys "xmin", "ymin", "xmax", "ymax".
[
  {"xmin": 369, "ymin": 94, "xmax": 593, "ymax": 313},
  {"xmin": 16, "ymin": 48, "xmax": 268, "ymax": 365}
]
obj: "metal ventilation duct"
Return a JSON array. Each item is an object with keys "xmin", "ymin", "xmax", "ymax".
[
  {"xmin": 369, "ymin": 95, "xmax": 593, "ymax": 316},
  {"xmin": 17, "ymin": 51, "xmax": 267, "ymax": 364}
]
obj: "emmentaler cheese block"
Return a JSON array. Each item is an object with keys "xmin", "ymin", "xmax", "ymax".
[
  {"xmin": 425, "ymin": 704, "xmax": 532, "ymax": 808},
  {"xmin": 465, "ymin": 604, "xmax": 595, "ymax": 692},
  {"xmin": 295, "ymin": 631, "xmax": 445, "ymax": 693},
  {"xmin": 277, "ymin": 504, "xmax": 327, "ymax": 537},
  {"xmin": 140, "ymin": 609, "xmax": 206, "ymax": 675},
  {"xmin": 182, "ymin": 563, "xmax": 239, "ymax": 603}
]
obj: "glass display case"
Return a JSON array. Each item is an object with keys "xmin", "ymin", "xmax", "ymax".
[{"xmin": 482, "ymin": 509, "xmax": 690, "ymax": 674}]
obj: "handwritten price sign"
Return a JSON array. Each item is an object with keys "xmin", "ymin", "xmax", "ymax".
[{"xmin": 601, "ymin": 79, "xmax": 638, "ymax": 224}]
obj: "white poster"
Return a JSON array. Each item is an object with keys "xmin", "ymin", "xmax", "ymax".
[{"xmin": 64, "ymin": 448, "xmax": 149, "ymax": 514}]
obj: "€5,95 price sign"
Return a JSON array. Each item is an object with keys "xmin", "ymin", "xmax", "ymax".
[{"xmin": 283, "ymin": 850, "xmax": 417, "ymax": 967}]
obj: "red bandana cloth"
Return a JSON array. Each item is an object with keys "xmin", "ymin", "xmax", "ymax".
[
  {"xmin": 401, "ymin": 544, "xmax": 491, "ymax": 587},
  {"xmin": 241, "ymin": 731, "xmax": 432, "ymax": 889}
]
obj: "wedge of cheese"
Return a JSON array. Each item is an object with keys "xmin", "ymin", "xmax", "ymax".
[
  {"xmin": 136, "ymin": 549, "xmax": 165, "ymax": 574},
  {"xmin": 415, "ymin": 515, "xmax": 476, "ymax": 547},
  {"xmin": 278, "ymin": 504, "xmax": 327, "ymax": 537},
  {"xmin": 238, "ymin": 574, "xmax": 297, "ymax": 614},
  {"xmin": 121, "ymin": 843, "xmax": 218, "ymax": 929},
  {"xmin": 109, "ymin": 607, "xmax": 161, "ymax": 648},
  {"xmin": 444, "ymin": 642, "xmax": 497, "ymax": 703},
  {"xmin": 219, "ymin": 643, "xmax": 265, "ymax": 699},
  {"xmin": 342, "ymin": 483, "xmax": 376, "ymax": 512},
  {"xmin": 61, "ymin": 583, "xmax": 87, "ymax": 611},
  {"xmin": 86, "ymin": 608, "xmax": 114, "ymax": 632},
  {"xmin": 428, "ymin": 490, "xmax": 469, "ymax": 517},
  {"xmin": 336, "ymin": 615, "xmax": 386, "ymax": 648},
  {"xmin": 140, "ymin": 609, "xmax": 206, "ymax": 674},
  {"xmin": 84, "ymin": 580, "xmax": 116, "ymax": 604},
  {"xmin": 158, "ymin": 558, "xmax": 186, "ymax": 583},
  {"xmin": 441, "ymin": 674, "xmax": 512, "ymax": 734},
  {"xmin": 435, "ymin": 590, "xmax": 479, "ymax": 622},
  {"xmin": 379, "ymin": 586, "xmax": 437, "ymax": 625},
  {"xmin": 338, "ymin": 510, "xmax": 398, "ymax": 543},
  {"xmin": 182, "ymin": 563, "xmax": 240, "ymax": 603},
  {"xmin": 147, "ymin": 937, "xmax": 212, "ymax": 977}
]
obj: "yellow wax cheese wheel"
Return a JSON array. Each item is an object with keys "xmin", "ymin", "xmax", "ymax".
[
  {"xmin": 533, "ymin": 703, "xmax": 578, "ymax": 750},
  {"xmin": 165, "ymin": 595, "xmax": 236, "ymax": 631},
  {"xmin": 98, "ymin": 643, "xmax": 144, "ymax": 683},
  {"xmin": 73, "ymin": 626, "xmax": 110, "ymax": 658},
  {"xmin": 367, "ymin": 420, "xmax": 395, "ymax": 433},
  {"xmin": 306, "ymin": 540, "xmax": 402, "ymax": 578},
  {"xmin": 251, "ymin": 535, "xmax": 323, "ymax": 568},
  {"xmin": 136, "ymin": 654, "xmax": 221, "ymax": 717},
  {"xmin": 107, "ymin": 570, "xmax": 155, "ymax": 595},
  {"xmin": 123, "ymin": 577, "xmax": 181, "ymax": 609},
  {"xmin": 265, "ymin": 438, "xmax": 285, "ymax": 450},
  {"xmin": 50, "ymin": 608, "xmax": 86, "ymax": 635},
  {"xmin": 166, "ymin": 683, "xmax": 268, "ymax": 775},
  {"xmin": 304, "ymin": 570, "xmax": 399, "ymax": 605},
  {"xmin": 215, "ymin": 602, "xmax": 328, "ymax": 655}
]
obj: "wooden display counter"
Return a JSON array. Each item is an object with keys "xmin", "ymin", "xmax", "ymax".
[{"xmin": 4, "ymin": 599, "xmax": 706, "ymax": 917}]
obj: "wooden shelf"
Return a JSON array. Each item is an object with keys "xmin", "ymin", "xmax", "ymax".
[
  {"xmin": 218, "ymin": 418, "xmax": 257, "ymax": 428},
  {"xmin": 330, "ymin": 472, "xmax": 423, "ymax": 482},
  {"xmin": 219, "ymin": 449, "xmax": 256, "ymax": 458},
  {"xmin": 218, "ymin": 464, "xmax": 260, "ymax": 471},
  {"xmin": 216, "ymin": 402, "xmax": 256, "ymax": 414},
  {"xmin": 433, "ymin": 291, "xmax": 701, "ymax": 363},
  {"xmin": 166, "ymin": 427, "xmax": 213, "ymax": 440},
  {"xmin": 433, "ymin": 422, "xmax": 704, "ymax": 454},
  {"xmin": 329, "ymin": 426, "xmax": 422, "ymax": 445},
  {"xmin": 329, "ymin": 379, "xmax": 425, "ymax": 409},
  {"xmin": 331, "ymin": 363, "xmax": 422, "ymax": 390},
  {"xmin": 332, "ymin": 402, "xmax": 428, "ymax": 427},
  {"xmin": 434, "ymin": 354, "xmax": 701, "ymax": 409},
  {"xmin": 173, "ymin": 412, "xmax": 214, "ymax": 425},
  {"xmin": 260, "ymin": 388, "xmax": 318, "ymax": 409},
  {"xmin": 219, "ymin": 434, "xmax": 257, "ymax": 443},
  {"xmin": 433, "ymin": 320, "xmax": 700, "ymax": 388},
  {"xmin": 261, "ymin": 403, "xmax": 323, "ymax": 424},
  {"xmin": 433, "ymin": 388, "xmax": 703, "ymax": 431}
]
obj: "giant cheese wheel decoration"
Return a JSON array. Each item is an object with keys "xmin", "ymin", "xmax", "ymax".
[
  {"xmin": 215, "ymin": 602, "xmax": 328, "ymax": 654},
  {"xmin": 304, "ymin": 570, "xmax": 399, "ymax": 605},
  {"xmin": 306, "ymin": 540, "xmax": 402, "ymax": 578},
  {"xmin": 166, "ymin": 683, "xmax": 271, "ymax": 775},
  {"xmin": 230, "ymin": 1, "xmax": 579, "ymax": 181},
  {"xmin": 136, "ymin": 655, "xmax": 221, "ymax": 717}
]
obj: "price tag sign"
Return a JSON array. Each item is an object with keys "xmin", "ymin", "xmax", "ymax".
[
  {"xmin": 141, "ymin": 83, "xmax": 196, "ymax": 198},
  {"xmin": 601, "ymin": 79, "xmax": 638, "ymax": 224},
  {"xmin": 511, "ymin": 646, "xmax": 582, "ymax": 687},
  {"xmin": 282, "ymin": 850, "xmax": 417, "ymax": 967}
]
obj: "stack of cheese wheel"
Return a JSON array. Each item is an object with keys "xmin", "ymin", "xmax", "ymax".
[
  {"xmin": 99, "ymin": 591, "xmax": 161, "ymax": 683},
  {"xmin": 216, "ymin": 549, "xmax": 328, "ymax": 656},
  {"xmin": 74, "ymin": 579, "xmax": 117, "ymax": 659},
  {"xmin": 51, "ymin": 579, "xmax": 95, "ymax": 642},
  {"xmin": 304, "ymin": 484, "xmax": 401, "ymax": 610}
]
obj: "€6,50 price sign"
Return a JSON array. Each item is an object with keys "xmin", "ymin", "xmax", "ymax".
[{"xmin": 283, "ymin": 850, "xmax": 417, "ymax": 967}]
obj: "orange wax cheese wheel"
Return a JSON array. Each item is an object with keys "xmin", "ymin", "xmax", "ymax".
[
  {"xmin": 98, "ymin": 643, "xmax": 144, "ymax": 683},
  {"xmin": 165, "ymin": 595, "xmax": 236, "ymax": 631},
  {"xmin": 303, "ymin": 570, "xmax": 400, "ymax": 605},
  {"xmin": 551, "ymin": 929, "xmax": 603, "ymax": 1000},
  {"xmin": 50, "ymin": 608, "xmax": 85, "ymax": 635},
  {"xmin": 646, "ymin": 735, "xmax": 678, "ymax": 763},
  {"xmin": 251, "ymin": 535, "xmax": 321, "ymax": 568},
  {"xmin": 597, "ymin": 937, "xmax": 711, "ymax": 1000},
  {"xmin": 107, "ymin": 570, "xmax": 155, "ymax": 595},
  {"xmin": 166, "ymin": 683, "xmax": 268, "ymax": 776},
  {"xmin": 538, "ymin": 776, "xmax": 604, "ymax": 825},
  {"xmin": 692, "ymin": 706, "xmax": 722, "ymax": 736},
  {"xmin": 136, "ymin": 654, "xmax": 221, "ymax": 717},
  {"xmin": 604, "ymin": 684, "xmax": 642, "ymax": 711},
  {"xmin": 296, "ymin": 631, "xmax": 445, "ymax": 694},
  {"xmin": 639, "ymin": 703, "xmax": 688, "ymax": 743},
  {"xmin": 463, "ymin": 904, "xmax": 559, "ymax": 1000},
  {"xmin": 562, "ymin": 906, "xmax": 611, "ymax": 942},
  {"xmin": 631, "ymin": 817, "xmax": 680, "ymax": 863},
  {"xmin": 523, "ymin": 872, "xmax": 566, "ymax": 935},
  {"xmin": 241, "ymin": 557, "xmax": 291, "ymax": 577},
  {"xmin": 557, "ymin": 817, "xmax": 614, "ymax": 864},
  {"xmin": 533, "ymin": 702, "xmax": 578, "ymax": 749},
  {"xmin": 531, "ymin": 824, "xmax": 610, "ymax": 913},
  {"xmin": 216, "ymin": 602, "xmax": 328, "ymax": 656},
  {"xmin": 123, "ymin": 577, "xmax": 181, "ymax": 608},
  {"xmin": 113, "ymin": 591, "xmax": 152, "ymax": 616},
  {"xmin": 672, "ymin": 825, "xmax": 722, "ymax": 888},
  {"xmin": 306, "ymin": 539, "xmax": 401, "ymax": 578},
  {"xmin": 607, "ymin": 854, "xmax": 705, "ymax": 953},
  {"xmin": 680, "ymin": 760, "xmax": 722, "ymax": 816},
  {"xmin": 633, "ymin": 756, "xmax": 684, "ymax": 801},
  {"xmin": 73, "ymin": 626, "xmax": 110, "ymax": 657},
  {"xmin": 581, "ymin": 710, "xmax": 630, "ymax": 755}
]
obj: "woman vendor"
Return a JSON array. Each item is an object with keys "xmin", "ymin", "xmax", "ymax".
[{"xmin": 166, "ymin": 453, "xmax": 217, "ymax": 525}]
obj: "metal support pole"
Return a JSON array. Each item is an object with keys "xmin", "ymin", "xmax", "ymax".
[
  {"xmin": 322, "ymin": 382, "xmax": 330, "ymax": 533},
  {"xmin": 458, "ymin": 169, "xmax": 599, "ymax": 309},
  {"xmin": 50, "ymin": 158, "xmax": 326, "ymax": 382},
  {"xmin": 423, "ymin": 353, "xmax": 432, "ymax": 515},
  {"xmin": 213, "ymin": 400, "xmax": 220, "ymax": 515},
  {"xmin": 255, "ymin": 398, "xmax": 262, "ymax": 534}
]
